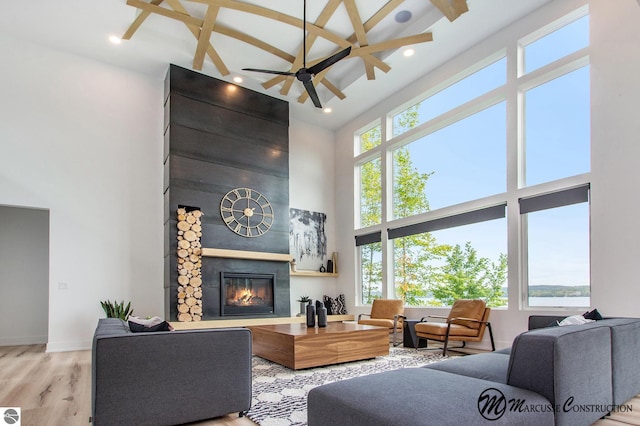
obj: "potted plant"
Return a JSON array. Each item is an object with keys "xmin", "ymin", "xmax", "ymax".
[
  {"xmin": 100, "ymin": 300, "xmax": 134, "ymax": 320},
  {"xmin": 296, "ymin": 296, "xmax": 311, "ymax": 316}
]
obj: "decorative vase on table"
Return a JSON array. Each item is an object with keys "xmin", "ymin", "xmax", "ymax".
[
  {"xmin": 306, "ymin": 300, "xmax": 316, "ymax": 327},
  {"xmin": 317, "ymin": 304, "xmax": 327, "ymax": 327}
]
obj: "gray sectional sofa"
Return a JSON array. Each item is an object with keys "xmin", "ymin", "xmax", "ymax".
[
  {"xmin": 308, "ymin": 317, "xmax": 640, "ymax": 426},
  {"xmin": 91, "ymin": 318, "xmax": 252, "ymax": 426}
]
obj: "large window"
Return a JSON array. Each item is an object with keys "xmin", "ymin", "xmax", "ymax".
[{"xmin": 354, "ymin": 7, "xmax": 590, "ymax": 309}]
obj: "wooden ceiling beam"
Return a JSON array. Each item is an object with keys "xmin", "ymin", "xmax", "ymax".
[
  {"xmin": 122, "ymin": 0, "xmax": 165, "ymax": 40},
  {"xmin": 354, "ymin": 32, "xmax": 433, "ymax": 55},
  {"xmin": 126, "ymin": 0, "xmax": 201, "ymax": 26},
  {"xmin": 430, "ymin": 0, "xmax": 469, "ymax": 22},
  {"xmin": 165, "ymin": 0, "xmax": 229, "ymax": 76},
  {"xmin": 344, "ymin": 0, "xmax": 375, "ymax": 80},
  {"xmin": 192, "ymin": 4, "xmax": 220, "ymax": 70}
]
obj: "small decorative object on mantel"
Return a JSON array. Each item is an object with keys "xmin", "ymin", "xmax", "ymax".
[
  {"xmin": 176, "ymin": 206, "xmax": 203, "ymax": 322},
  {"xmin": 319, "ymin": 264, "xmax": 326, "ymax": 273},
  {"xmin": 290, "ymin": 259, "xmax": 297, "ymax": 272},
  {"xmin": 331, "ymin": 252, "xmax": 338, "ymax": 274},
  {"xmin": 296, "ymin": 296, "xmax": 311, "ymax": 317},
  {"xmin": 326, "ymin": 259, "xmax": 333, "ymax": 273},
  {"xmin": 306, "ymin": 300, "xmax": 316, "ymax": 327}
]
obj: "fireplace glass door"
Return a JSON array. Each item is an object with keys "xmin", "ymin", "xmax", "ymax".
[{"xmin": 221, "ymin": 272, "xmax": 275, "ymax": 316}]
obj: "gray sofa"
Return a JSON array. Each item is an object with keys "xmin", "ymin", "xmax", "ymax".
[
  {"xmin": 308, "ymin": 317, "xmax": 640, "ymax": 426},
  {"xmin": 91, "ymin": 318, "xmax": 252, "ymax": 425}
]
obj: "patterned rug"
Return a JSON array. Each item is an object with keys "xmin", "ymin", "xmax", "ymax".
[{"xmin": 246, "ymin": 347, "xmax": 447, "ymax": 426}]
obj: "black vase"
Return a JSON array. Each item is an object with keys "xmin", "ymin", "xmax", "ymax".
[
  {"xmin": 306, "ymin": 300, "xmax": 316, "ymax": 327},
  {"xmin": 317, "ymin": 305, "xmax": 327, "ymax": 327}
]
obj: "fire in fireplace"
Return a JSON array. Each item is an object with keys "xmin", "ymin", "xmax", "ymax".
[{"xmin": 221, "ymin": 272, "xmax": 275, "ymax": 316}]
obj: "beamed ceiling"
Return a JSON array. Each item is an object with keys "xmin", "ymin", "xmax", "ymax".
[{"xmin": 0, "ymin": 0, "xmax": 554, "ymax": 129}]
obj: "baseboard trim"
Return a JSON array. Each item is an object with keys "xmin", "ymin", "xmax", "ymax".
[
  {"xmin": 0, "ymin": 335, "xmax": 47, "ymax": 346},
  {"xmin": 46, "ymin": 340, "xmax": 91, "ymax": 352}
]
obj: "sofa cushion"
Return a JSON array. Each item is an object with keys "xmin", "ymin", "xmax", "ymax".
[
  {"xmin": 414, "ymin": 322, "xmax": 479, "ymax": 337},
  {"xmin": 602, "ymin": 318, "xmax": 640, "ymax": 405},
  {"xmin": 424, "ymin": 352, "xmax": 510, "ymax": 383},
  {"xmin": 308, "ymin": 367, "xmax": 553, "ymax": 426},
  {"xmin": 507, "ymin": 323, "xmax": 613, "ymax": 426}
]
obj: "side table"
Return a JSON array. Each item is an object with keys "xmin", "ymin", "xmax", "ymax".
[{"xmin": 403, "ymin": 319, "xmax": 427, "ymax": 348}]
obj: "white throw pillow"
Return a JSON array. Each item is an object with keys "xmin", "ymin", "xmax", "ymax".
[
  {"xmin": 558, "ymin": 314, "xmax": 595, "ymax": 326},
  {"xmin": 127, "ymin": 316, "xmax": 165, "ymax": 327}
]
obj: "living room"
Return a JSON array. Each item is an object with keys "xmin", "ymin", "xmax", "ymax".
[{"xmin": 1, "ymin": 0, "xmax": 639, "ymax": 424}]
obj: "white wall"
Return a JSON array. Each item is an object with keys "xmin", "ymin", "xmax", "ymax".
[
  {"xmin": 288, "ymin": 121, "xmax": 339, "ymax": 312},
  {"xmin": 0, "ymin": 206, "xmax": 49, "ymax": 345},
  {"xmin": 0, "ymin": 34, "xmax": 164, "ymax": 351},
  {"xmin": 334, "ymin": 0, "xmax": 640, "ymax": 348}
]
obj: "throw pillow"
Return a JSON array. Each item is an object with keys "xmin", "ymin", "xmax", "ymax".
[
  {"xmin": 583, "ymin": 308, "xmax": 603, "ymax": 320},
  {"xmin": 558, "ymin": 314, "xmax": 594, "ymax": 326},
  {"xmin": 324, "ymin": 295, "xmax": 339, "ymax": 315},
  {"xmin": 336, "ymin": 294, "xmax": 348, "ymax": 315},
  {"xmin": 128, "ymin": 320, "xmax": 172, "ymax": 332},
  {"xmin": 128, "ymin": 315, "xmax": 165, "ymax": 327}
]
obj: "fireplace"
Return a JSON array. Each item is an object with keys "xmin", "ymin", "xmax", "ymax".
[{"xmin": 221, "ymin": 272, "xmax": 275, "ymax": 316}]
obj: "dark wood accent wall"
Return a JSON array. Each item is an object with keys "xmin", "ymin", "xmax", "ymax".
[{"xmin": 164, "ymin": 65, "xmax": 290, "ymax": 321}]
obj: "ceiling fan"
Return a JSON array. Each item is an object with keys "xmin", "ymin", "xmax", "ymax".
[{"xmin": 242, "ymin": 0, "xmax": 352, "ymax": 108}]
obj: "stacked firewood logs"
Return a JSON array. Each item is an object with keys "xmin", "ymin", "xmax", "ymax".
[{"xmin": 176, "ymin": 207, "xmax": 203, "ymax": 322}]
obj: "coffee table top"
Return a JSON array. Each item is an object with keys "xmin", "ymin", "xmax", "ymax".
[{"xmin": 248, "ymin": 322, "xmax": 387, "ymax": 336}]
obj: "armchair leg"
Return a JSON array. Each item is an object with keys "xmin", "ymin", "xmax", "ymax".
[
  {"xmin": 442, "ymin": 327, "xmax": 452, "ymax": 356},
  {"xmin": 487, "ymin": 322, "xmax": 496, "ymax": 352}
]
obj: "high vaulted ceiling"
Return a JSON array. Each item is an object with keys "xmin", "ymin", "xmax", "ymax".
[{"xmin": 0, "ymin": 0, "xmax": 552, "ymax": 130}]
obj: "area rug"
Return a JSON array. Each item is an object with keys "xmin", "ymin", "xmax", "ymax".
[{"xmin": 246, "ymin": 347, "xmax": 447, "ymax": 426}]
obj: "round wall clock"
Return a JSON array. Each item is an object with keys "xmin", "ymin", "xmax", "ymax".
[{"xmin": 220, "ymin": 187, "xmax": 274, "ymax": 238}]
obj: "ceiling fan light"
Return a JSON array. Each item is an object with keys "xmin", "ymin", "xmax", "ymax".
[{"xmin": 323, "ymin": 107, "xmax": 332, "ymax": 113}]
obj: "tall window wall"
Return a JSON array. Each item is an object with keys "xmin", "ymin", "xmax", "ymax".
[{"xmin": 354, "ymin": 7, "xmax": 590, "ymax": 309}]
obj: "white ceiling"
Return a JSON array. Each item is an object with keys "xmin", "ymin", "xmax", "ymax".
[{"xmin": 0, "ymin": 0, "xmax": 552, "ymax": 130}]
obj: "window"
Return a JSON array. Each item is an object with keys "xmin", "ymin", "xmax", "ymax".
[
  {"xmin": 523, "ymin": 66, "xmax": 590, "ymax": 187},
  {"xmin": 523, "ymin": 14, "xmax": 589, "ymax": 74},
  {"xmin": 391, "ymin": 207, "xmax": 507, "ymax": 307},
  {"xmin": 392, "ymin": 102, "xmax": 506, "ymax": 218},
  {"xmin": 521, "ymin": 186, "xmax": 590, "ymax": 307},
  {"xmin": 356, "ymin": 234, "xmax": 382, "ymax": 304},
  {"xmin": 392, "ymin": 57, "xmax": 506, "ymax": 137},
  {"xmin": 354, "ymin": 7, "xmax": 590, "ymax": 310}
]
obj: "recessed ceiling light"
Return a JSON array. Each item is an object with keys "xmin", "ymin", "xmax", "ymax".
[
  {"xmin": 323, "ymin": 107, "xmax": 332, "ymax": 113},
  {"xmin": 395, "ymin": 10, "xmax": 412, "ymax": 23},
  {"xmin": 233, "ymin": 76, "xmax": 243, "ymax": 83},
  {"xmin": 108, "ymin": 35, "xmax": 122, "ymax": 45},
  {"xmin": 403, "ymin": 49, "xmax": 415, "ymax": 57}
]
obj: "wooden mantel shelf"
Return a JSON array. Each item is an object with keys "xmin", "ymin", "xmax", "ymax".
[
  {"xmin": 201, "ymin": 248, "xmax": 292, "ymax": 262},
  {"xmin": 291, "ymin": 270, "xmax": 338, "ymax": 277}
]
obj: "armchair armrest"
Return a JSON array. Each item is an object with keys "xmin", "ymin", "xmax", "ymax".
[
  {"xmin": 358, "ymin": 313, "xmax": 371, "ymax": 321},
  {"xmin": 419, "ymin": 314, "xmax": 447, "ymax": 322},
  {"xmin": 448, "ymin": 316, "xmax": 490, "ymax": 325}
]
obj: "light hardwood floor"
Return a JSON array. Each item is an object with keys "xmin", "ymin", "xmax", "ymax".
[{"xmin": 0, "ymin": 344, "xmax": 637, "ymax": 426}]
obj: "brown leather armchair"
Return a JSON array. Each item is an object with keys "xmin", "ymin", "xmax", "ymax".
[
  {"xmin": 358, "ymin": 299, "xmax": 405, "ymax": 346},
  {"xmin": 414, "ymin": 299, "xmax": 495, "ymax": 355}
]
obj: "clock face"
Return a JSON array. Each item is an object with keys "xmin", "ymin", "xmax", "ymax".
[{"xmin": 220, "ymin": 187, "xmax": 274, "ymax": 238}]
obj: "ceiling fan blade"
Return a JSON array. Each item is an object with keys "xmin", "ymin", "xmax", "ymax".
[
  {"xmin": 302, "ymin": 79, "xmax": 322, "ymax": 108},
  {"xmin": 307, "ymin": 46, "xmax": 352, "ymax": 75},
  {"xmin": 242, "ymin": 68, "xmax": 296, "ymax": 76}
]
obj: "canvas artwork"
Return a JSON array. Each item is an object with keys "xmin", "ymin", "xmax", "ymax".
[{"xmin": 289, "ymin": 208, "xmax": 327, "ymax": 271}]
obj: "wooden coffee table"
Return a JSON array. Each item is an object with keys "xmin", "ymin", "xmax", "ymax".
[{"xmin": 248, "ymin": 322, "xmax": 389, "ymax": 369}]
